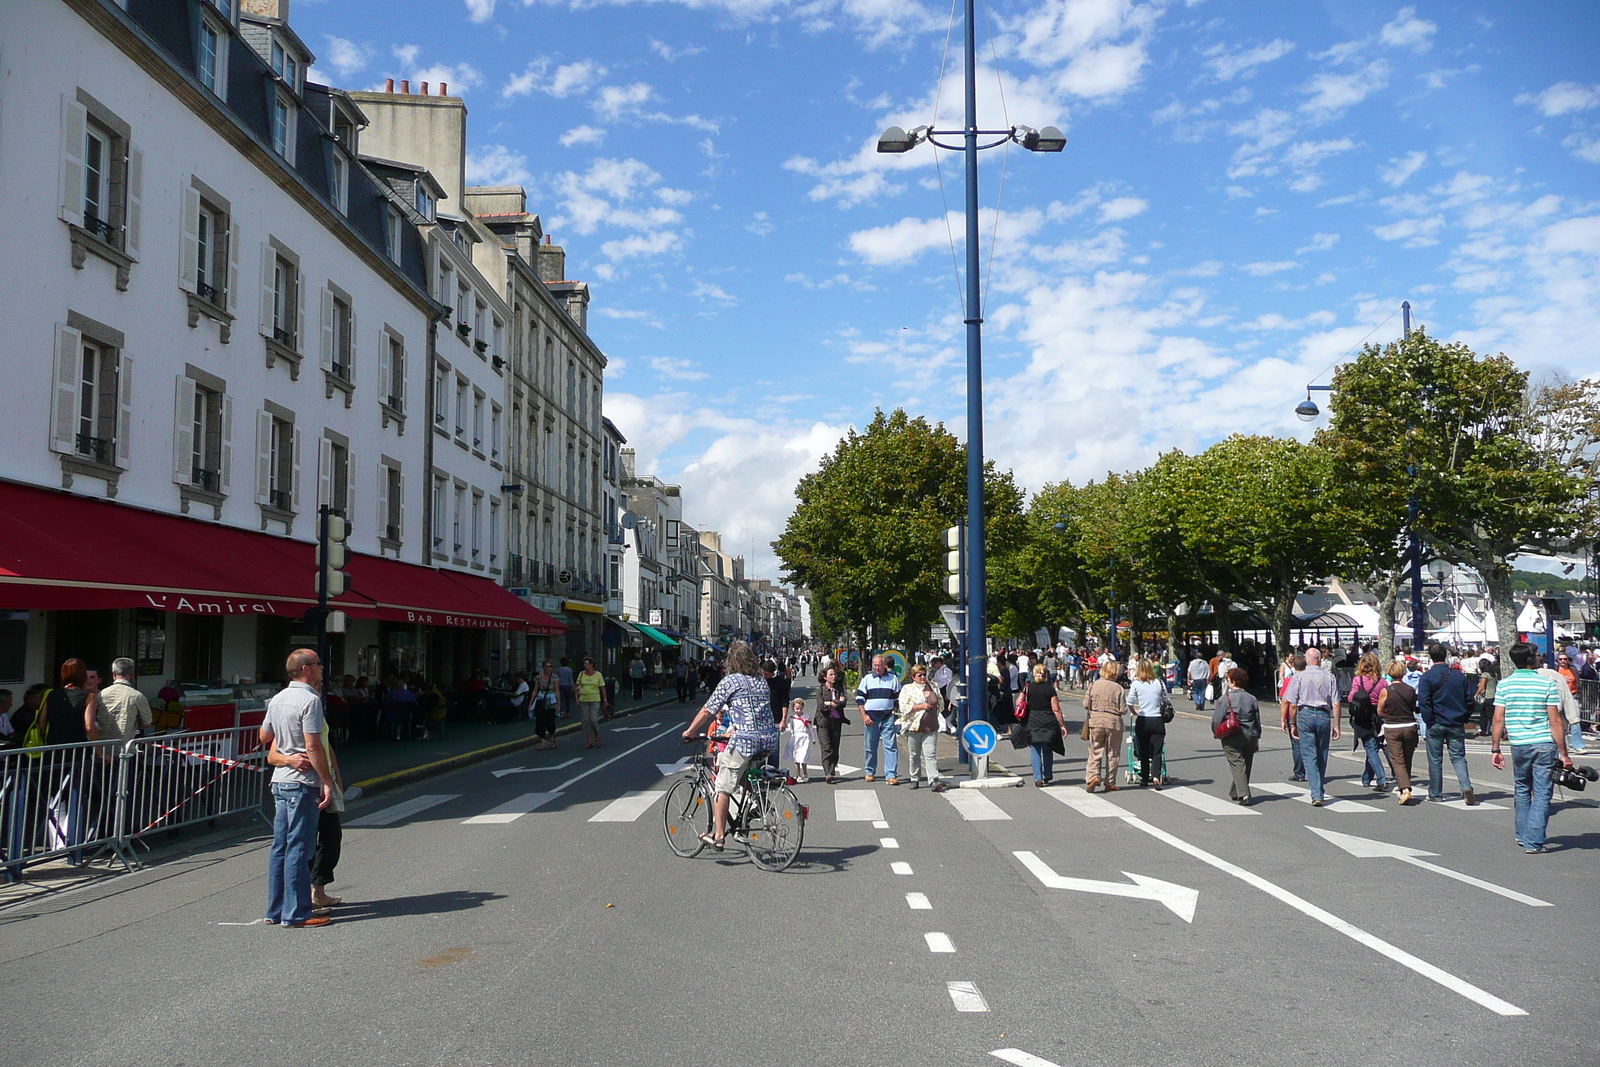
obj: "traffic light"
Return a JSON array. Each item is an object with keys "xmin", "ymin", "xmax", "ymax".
[
  {"xmin": 944, "ymin": 525, "xmax": 963, "ymax": 599},
  {"xmin": 317, "ymin": 510, "xmax": 350, "ymax": 599}
]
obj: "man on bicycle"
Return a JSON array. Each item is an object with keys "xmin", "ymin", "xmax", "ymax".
[{"xmin": 681, "ymin": 641, "xmax": 779, "ymax": 850}]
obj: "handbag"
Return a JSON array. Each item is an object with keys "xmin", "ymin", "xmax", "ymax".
[
  {"xmin": 21, "ymin": 689, "xmax": 53, "ymax": 757},
  {"xmin": 1160, "ymin": 687, "xmax": 1175, "ymax": 724},
  {"xmin": 1014, "ymin": 689, "xmax": 1029, "ymax": 721},
  {"xmin": 1213, "ymin": 692, "xmax": 1242, "ymax": 740},
  {"xmin": 1009, "ymin": 718, "xmax": 1031, "ymax": 750}
]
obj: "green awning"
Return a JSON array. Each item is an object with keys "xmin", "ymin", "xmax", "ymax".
[{"xmin": 634, "ymin": 623, "xmax": 679, "ymax": 647}]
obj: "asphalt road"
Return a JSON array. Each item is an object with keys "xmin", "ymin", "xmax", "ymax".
[{"xmin": 2, "ymin": 685, "xmax": 1596, "ymax": 1067}]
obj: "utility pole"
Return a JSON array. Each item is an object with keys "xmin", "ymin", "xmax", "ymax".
[{"xmin": 1403, "ymin": 300, "xmax": 1426, "ymax": 652}]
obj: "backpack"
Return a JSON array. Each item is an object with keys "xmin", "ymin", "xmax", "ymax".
[{"xmin": 1348, "ymin": 679, "xmax": 1376, "ymax": 729}]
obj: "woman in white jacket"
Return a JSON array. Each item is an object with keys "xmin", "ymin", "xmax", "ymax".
[{"xmin": 896, "ymin": 664, "xmax": 944, "ymax": 789}]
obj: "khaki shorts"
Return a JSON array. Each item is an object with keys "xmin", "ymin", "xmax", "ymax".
[{"xmin": 713, "ymin": 747, "xmax": 754, "ymax": 796}]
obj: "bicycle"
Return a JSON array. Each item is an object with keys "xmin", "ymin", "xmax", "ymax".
[{"xmin": 662, "ymin": 742, "xmax": 807, "ymax": 871}]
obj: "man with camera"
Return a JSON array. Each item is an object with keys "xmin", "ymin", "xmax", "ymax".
[{"xmin": 1492, "ymin": 642, "xmax": 1577, "ymax": 854}]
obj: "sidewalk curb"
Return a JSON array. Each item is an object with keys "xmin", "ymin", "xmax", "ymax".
[{"xmin": 348, "ymin": 693, "xmax": 686, "ymax": 800}]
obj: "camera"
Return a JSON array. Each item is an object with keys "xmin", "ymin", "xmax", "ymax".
[{"xmin": 1552, "ymin": 764, "xmax": 1599, "ymax": 791}]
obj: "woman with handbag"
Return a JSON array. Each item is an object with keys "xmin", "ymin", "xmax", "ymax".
[
  {"xmin": 814, "ymin": 665, "xmax": 849, "ymax": 783},
  {"xmin": 1347, "ymin": 653, "xmax": 1389, "ymax": 793},
  {"xmin": 1213, "ymin": 667, "xmax": 1262, "ymax": 804},
  {"xmin": 1126, "ymin": 659, "xmax": 1169, "ymax": 788},
  {"xmin": 896, "ymin": 664, "xmax": 944, "ymax": 789},
  {"xmin": 1020, "ymin": 664, "xmax": 1067, "ymax": 786},
  {"xmin": 1082, "ymin": 660, "xmax": 1127, "ymax": 792}
]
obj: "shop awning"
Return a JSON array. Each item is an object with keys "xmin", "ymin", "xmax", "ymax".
[
  {"xmin": 633, "ymin": 623, "xmax": 679, "ymax": 647},
  {"xmin": 606, "ymin": 615, "xmax": 642, "ymax": 636},
  {"xmin": 564, "ymin": 600, "xmax": 604, "ymax": 614},
  {"xmin": 0, "ymin": 480, "xmax": 563, "ymax": 634}
]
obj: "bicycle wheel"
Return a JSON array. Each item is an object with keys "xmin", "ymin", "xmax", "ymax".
[
  {"xmin": 745, "ymin": 784, "xmax": 804, "ymax": 871},
  {"xmin": 662, "ymin": 777, "xmax": 710, "ymax": 857}
]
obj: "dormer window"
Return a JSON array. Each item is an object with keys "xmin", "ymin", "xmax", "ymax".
[
  {"xmin": 211, "ymin": 0, "xmax": 234, "ymax": 20},
  {"xmin": 415, "ymin": 183, "xmax": 435, "ymax": 221},
  {"xmin": 269, "ymin": 40, "xmax": 300, "ymax": 95}
]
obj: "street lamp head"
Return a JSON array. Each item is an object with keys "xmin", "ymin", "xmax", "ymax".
[
  {"xmin": 876, "ymin": 126, "xmax": 921, "ymax": 154},
  {"xmin": 1016, "ymin": 125, "xmax": 1067, "ymax": 153},
  {"xmin": 1295, "ymin": 394, "xmax": 1321, "ymax": 422}
]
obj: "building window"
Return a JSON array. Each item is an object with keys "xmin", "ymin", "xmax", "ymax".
[
  {"xmin": 474, "ymin": 302, "xmax": 487, "ymax": 353},
  {"xmin": 319, "ymin": 436, "xmax": 350, "ymax": 517},
  {"xmin": 196, "ymin": 18, "xmax": 228, "ymax": 96},
  {"xmin": 492, "ymin": 319, "xmax": 504, "ymax": 364},
  {"xmin": 183, "ymin": 188, "xmax": 231, "ymax": 308},
  {"xmin": 471, "ymin": 491, "xmax": 484, "ymax": 562},
  {"xmin": 330, "ymin": 151, "xmax": 348, "ymax": 215},
  {"xmin": 567, "ymin": 360, "xmax": 576, "ymax": 412},
  {"xmin": 210, "ymin": 0, "xmax": 234, "ymax": 23},
  {"xmin": 490, "ymin": 405, "xmax": 502, "ymax": 464},
  {"xmin": 610, "ymin": 556, "xmax": 620, "ymax": 596},
  {"xmin": 455, "ymin": 376, "xmax": 468, "ymax": 439},
  {"xmin": 74, "ymin": 338, "xmax": 116, "ymax": 464},
  {"xmin": 457, "ymin": 284, "xmax": 471, "ymax": 334},
  {"xmin": 384, "ymin": 207, "xmax": 402, "ymax": 264},
  {"xmin": 453, "ymin": 484, "xmax": 467, "ymax": 556},
  {"xmin": 271, "ymin": 92, "xmax": 296, "ymax": 164},
  {"xmin": 432, "ymin": 476, "xmax": 447, "ymax": 551},
  {"xmin": 666, "ymin": 519, "xmax": 680, "ymax": 549},
  {"xmin": 566, "ymin": 443, "xmax": 575, "ymax": 500},
  {"xmin": 321, "ymin": 287, "xmax": 355, "ymax": 382},
  {"xmin": 261, "ymin": 246, "xmax": 299, "ymax": 348},
  {"xmin": 379, "ymin": 463, "xmax": 404, "ymax": 543},
  {"xmin": 415, "ymin": 183, "xmax": 434, "ymax": 221},
  {"xmin": 490, "ymin": 498, "xmax": 502, "ymax": 568},
  {"xmin": 256, "ymin": 411, "xmax": 298, "ymax": 513},
  {"xmin": 438, "ymin": 263, "xmax": 453, "ymax": 308},
  {"xmin": 434, "ymin": 362, "xmax": 449, "ymax": 429},
  {"xmin": 472, "ymin": 391, "xmax": 485, "ymax": 451},
  {"xmin": 381, "ymin": 332, "xmax": 405, "ymax": 412},
  {"xmin": 175, "ymin": 376, "xmax": 229, "ymax": 493}
]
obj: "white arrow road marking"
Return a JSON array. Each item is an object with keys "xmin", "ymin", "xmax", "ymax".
[
  {"xmin": 656, "ymin": 757, "xmax": 694, "ymax": 776},
  {"xmin": 492, "ymin": 758, "xmax": 581, "ymax": 778},
  {"xmin": 1308, "ymin": 827, "xmax": 1551, "ymax": 907},
  {"xmin": 1014, "ymin": 851, "xmax": 1198, "ymax": 923},
  {"xmin": 1116, "ymin": 813, "xmax": 1526, "ymax": 1015},
  {"xmin": 835, "ymin": 791, "xmax": 885, "ymax": 822},
  {"xmin": 925, "ymin": 932, "xmax": 955, "ymax": 953},
  {"xmin": 553, "ymin": 724, "xmax": 687, "ymax": 793},
  {"xmin": 1438, "ymin": 798, "xmax": 1508, "ymax": 811},
  {"xmin": 589, "ymin": 790, "xmax": 668, "ymax": 823},
  {"xmin": 946, "ymin": 981, "xmax": 989, "ymax": 1012},
  {"xmin": 345, "ymin": 794, "xmax": 459, "ymax": 827},
  {"xmin": 1254, "ymin": 780, "xmax": 1384, "ymax": 813},
  {"xmin": 609, "ymin": 722, "xmax": 662, "ymax": 732},
  {"xmin": 991, "ymin": 1051, "xmax": 1063, "ymax": 1067},
  {"xmin": 463, "ymin": 792, "xmax": 561, "ymax": 824}
]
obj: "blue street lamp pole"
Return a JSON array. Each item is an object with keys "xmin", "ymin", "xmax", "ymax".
[{"xmin": 876, "ymin": 8, "xmax": 1062, "ymax": 741}]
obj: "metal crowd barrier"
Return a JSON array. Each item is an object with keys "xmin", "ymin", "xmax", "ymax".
[
  {"xmin": 1578, "ymin": 679, "xmax": 1599, "ymax": 730},
  {"xmin": 2, "ymin": 725, "xmax": 270, "ymax": 881}
]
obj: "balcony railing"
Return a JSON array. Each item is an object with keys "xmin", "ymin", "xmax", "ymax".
[
  {"xmin": 385, "ymin": 523, "xmax": 400, "ymax": 542},
  {"xmin": 75, "ymin": 434, "xmax": 112, "ymax": 465},
  {"xmin": 82, "ymin": 213, "xmax": 118, "ymax": 242},
  {"xmin": 273, "ymin": 325, "xmax": 293, "ymax": 345},
  {"xmin": 190, "ymin": 466, "xmax": 218, "ymax": 492},
  {"xmin": 268, "ymin": 488, "xmax": 292, "ymax": 511},
  {"xmin": 508, "ymin": 554, "xmax": 524, "ymax": 584},
  {"xmin": 196, "ymin": 280, "xmax": 225, "ymax": 306}
]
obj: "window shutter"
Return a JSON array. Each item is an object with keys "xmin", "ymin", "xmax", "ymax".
[
  {"xmin": 290, "ymin": 425, "xmax": 302, "ymax": 512},
  {"xmin": 125, "ymin": 146, "xmax": 144, "ymax": 257},
  {"xmin": 225, "ymin": 216, "xmax": 240, "ymax": 314},
  {"xmin": 219, "ymin": 393, "xmax": 234, "ymax": 494},
  {"xmin": 320, "ymin": 286, "xmax": 334, "ymax": 372},
  {"xmin": 376, "ymin": 462, "xmax": 389, "ymax": 540},
  {"xmin": 59, "ymin": 96, "xmax": 87, "ymax": 227},
  {"xmin": 179, "ymin": 183, "xmax": 200, "ymax": 292},
  {"xmin": 294, "ymin": 265, "xmax": 306, "ymax": 351},
  {"xmin": 114, "ymin": 353, "xmax": 133, "ymax": 469},
  {"xmin": 317, "ymin": 435, "xmax": 332, "ymax": 510},
  {"xmin": 345, "ymin": 446, "xmax": 356, "ymax": 521},
  {"xmin": 172, "ymin": 375, "xmax": 195, "ymax": 485},
  {"xmin": 348, "ymin": 306, "xmax": 358, "ymax": 381},
  {"xmin": 51, "ymin": 324, "xmax": 83, "ymax": 455},
  {"xmin": 254, "ymin": 409, "xmax": 272, "ymax": 504},
  {"xmin": 397, "ymin": 339, "xmax": 408, "ymax": 409},
  {"xmin": 377, "ymin": 331, "xmax": 392, "ymax": 404},
  {"xmin": 397, "ymin": 472, "xmax": 406, "ymax": 539},
  {"xmin": 260, "ymin": 243, "xmax": 276, "ymax": 337}
]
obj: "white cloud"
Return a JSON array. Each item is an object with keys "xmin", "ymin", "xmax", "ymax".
[
  {"xmin": 1380, "ymin": 149, "xmax": 1427, "ymax": 187},
  {"xmin": 1565, "ymin": 134, "xmax": 1600, "ymax": 164},
  {"xmin": 747, "ymin": 212, "xmax": 774, "ymax": 236},
  {"xmin": 1005, "ymin": 0, "xmax": 1161, "ymax": 99},
  {"xmin": 692, "ymin": 280, "xmax": 737, "ymax": 304},
  {"xmin": 465, "ymin": 144, "xmax": 531, "ymax": 185},
  {"xmin": 560, "ymin": 125, "xmax": 607, "ymax": 147},
  {"xmin": 504, "ymin": 59, "xmax": 606, "ymax": 100},
  {"xmin": 1373, "ymin": 215, "xmax": 1444, "ymax": 246},
  {"xmin": 1099, "ymin": 196, "xmax": 1148, "ymax": 222},
  {"xmin": 1283, "ymin": 138, "xmax": 1356, "ymax": 169},
  {"xmin": 601, "ymin": 231, "xmax": 684, "ymax": 260},
  {"xmin": 651, "ymin": 40, "xmax": 706, "ymax": 61},
  {"xmin": 1300, "ymin": 61, "xmax": 1389, "ymax": 118},
  {"xmin": 465, "ymin": 0, "xmax": 495, "ymax": 23},
  {"xmin": 1378, "ymin": 6, "xmax": 1437, "ymax": 53},
  {"xmin": 392, "ymin": 45, "xmax": 420, "ymax": 66},
  {"xmin": 1204, "ymin": 38, "xmax": 1294, "ymax": 81},
  {"xmin": 1516, "ymin": 81, "xmax": 1600, "ymax": 118},
  {"xmin": 597, "ymin": 307, "xmax": 664, "ymax": 329},
  {"xmin": 1241, "ymin": 260, "xmax": 1298, "ymax": 275},
  {"xmin": 848, "ymin": 215, "xmax": 954, "ymax": 265},
  {"xmin": 595, "ymin": 82, "xmax": 654, "ymax": 119},
  {"xmin": 648, "ymin": 357, "xmax": 709, "ymax": 380},
  {"xmin": 322, "ymin": 36, "xmax": 374, "ymax": 79},
  {"xmin": 1295, "ymin": 233, "xmax": 1339, "ymax": 254}
]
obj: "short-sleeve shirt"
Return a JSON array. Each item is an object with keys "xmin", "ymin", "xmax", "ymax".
[
  {"xmin": 1496, "ymin": 670, "xmax": 1559, "ymax": 747},
  {"xmin": 704, "ymin": 673, "xmax": 779, "ymax": 757},
  {"xmin": 557, "ymin": 666, "xmax": 574, "ymax": 688},
  {"xmin": 264, "ymin": 681, "xmax": 325, "ymax": 787},
  {"xmin": 575, "ymin": 670, "xmax": 605, "ymax": 702},
  {"xmin": 96, "ymin": 681, "xmax": 153, "ymax": 742},
  {"xmin": 1284, "ymin": 666, "xmax": 1339, "ymax": 710}
]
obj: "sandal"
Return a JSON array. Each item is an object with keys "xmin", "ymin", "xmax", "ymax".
[{"xmin": 699, "ymin": 833, "xmax": 725, "ymax": 851}]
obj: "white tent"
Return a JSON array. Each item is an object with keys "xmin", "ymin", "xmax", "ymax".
[
  {"xmin": 1433, "ymin": 605, "xmax": 1497, "ymax": 644},
  {"xmin": 1517, "ymin": 598, "xmax": 1575, "ymax": 640}
]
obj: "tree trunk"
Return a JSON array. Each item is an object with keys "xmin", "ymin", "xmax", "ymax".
[
  {"xmin": 1270, "ymin": 591, "xmax": 1296, "ymax": 678},
  {"xmin": 1376, "ymin": 569, "xmax": 1403, "ymax": 664},
  {"xmin": 1480, "ymin": 560, "xmax": 1520, "ymax": 677},
  {"xmin": 1166, "ymin": 610, "xmax": 1181, "ymax": 662}
]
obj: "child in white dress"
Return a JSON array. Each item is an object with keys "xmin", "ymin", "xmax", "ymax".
[{"xmin": 782, "ymin": 698, "xmax": 814, "ymax": 782}]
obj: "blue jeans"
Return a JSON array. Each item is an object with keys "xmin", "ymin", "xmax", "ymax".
[
  {"xmin": 1295, "ymin": 708, "xmax": 1331, "ymax": 801},
  {"xmin": 863, "ymin": 714, "xmax": 899, "ymax": 778},
  {"xmin": 1511, "ymin": 742, "xmax": 1558, "ymax": 849},
  {"xmin": 1569, "ymin": 719, "xmax": 1587, "ymax": 751},
  {"xmin": 1291, "ymin": 730, "xmax": 1307, "ymax": 779},
  {"xmin": 1029, "ymin": 742, "xmax": 1054, "ymax": 781},
  {"xmin": 267, "ymin": 782, "xmax": 321, "ymax": 924},
  {"xmin": 1360, "ymin": 736, "xmax": 1388, "ymax": 788},
  {"xmin": 1425, "ymin": 722, "xmax": 1473, "ymax": 800},
  {"xmin": 1191, "ymin": 680, "xmax": 1207, "ymax": 708}
]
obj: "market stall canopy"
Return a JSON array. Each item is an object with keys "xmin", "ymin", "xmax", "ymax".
[{"xmin": 633, "ymin": 623, "xmax": 679, "ymax": 647}]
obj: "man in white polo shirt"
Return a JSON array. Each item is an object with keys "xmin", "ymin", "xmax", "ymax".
[{"xmin": 260, "ymin": 649, "xmax": 334, "ymax": 927}]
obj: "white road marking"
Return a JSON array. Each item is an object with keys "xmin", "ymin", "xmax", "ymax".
[
  {"xmin": 656, "ymin": 758, "xmax": 694, "ymax": 776},
  {"xmin": 1014, "ymin": 851, "xmax": 1198, "ymax": 922},
  {"xmin": 872, "ymin": 820, "xmax": 891, "ymax": 829},
  {"xmin": 941, "ymin": 789, "xmax": 1012, "ymax": 821},
  {"xmin": 609, "ymin": 722, "xmax": 663, "ymax": 732},
  {"xmin": 807, "ymin": 762, "xmax": 862, "ymax": 776},
  {"xmin": 462, "ymin": 792, "xmax": 561, "ymax": 824},
  {"xmin": 554, "ymin": 724, "xmax": 687, "ymax": 792},
  {"xmin": 1041, "ymin": 787, "xmax": 1129, "ymax": 818},
  {"xmin": 946, "ymin": 981, "xmax": 989, "ymax": 1012},
  {"xmin": 1118, "ymin": 813, "xmax": 1526, "ymax": 1015},
  {"xmin": 990, "ymin": 1051, "xmax": 1063, "ymax": 1067},
  {"xmin": 588, "ymin": 790, "xmax": 668, "ymax": 823},
  {"xmin": 925, "ymin": 932, "xmax": 955, "ymax": 953},
  {"xmin": 215, "ymin": 919, "xmax": 272, "ymax": 926},
  {"xmin": 493, "ymin": 758, "xmax": 582, "ymax": 778},
  {"xmin": 1254, "ymin": 780, "xmax": 1384, "ymax": 813},
  {"xmin": 880, "ymin": 837, "xmax": 900, "ymax": 848},
  {"xmin": 345, "ymin": 794, "xmax": 459, "ymax": 828},
  {"xmin": 1438, "ymin": 798, "xmax": 1508, "ymax": 811},
  {"xmin": 891, "ymin": 861, "xmax": 914, "ymax": 875},
  {"xmin": 835, "ymin": 791, "xmax": 885, "ymax": 822},
  {"xmin": 906, "ymin": 892, "xmax": 932, "ymax": 910},
  {"xmin": 1158, "ymin": 785, "xmax": 1260, "ymax": 816},
  {"xmin": 1308, "ymin": 827, "xmax": 1551, "ymax": 907}
]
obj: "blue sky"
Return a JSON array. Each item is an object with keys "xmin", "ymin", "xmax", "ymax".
[{"xmin": 295, "ymin": 0, "xmax": 1600, "ymax": 578}]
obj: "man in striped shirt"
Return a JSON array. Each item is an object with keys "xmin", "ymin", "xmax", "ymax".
[
  {"xmin": 856, "ymin": 655, "xmax": 903, "ymax": 784},
  {"xmin": 1492, "ymin": 642, "xmax": 1575, "ymax": 854}
]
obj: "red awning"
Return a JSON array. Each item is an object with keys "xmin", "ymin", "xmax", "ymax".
[{"xmin": 0, "ymin": 480, "xmax": 563, "ymax": 634}]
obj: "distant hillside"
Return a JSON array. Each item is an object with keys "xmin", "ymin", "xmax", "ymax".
[{"xmin": 1510, "ymin": 569, "xmax": 1587, "ymax": 594}]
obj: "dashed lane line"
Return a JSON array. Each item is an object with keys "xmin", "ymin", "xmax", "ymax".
[
  {"xmin": 946, "ymin": 981, "xmax": 989, "ymax": 1012},
  {"xmin": 990, "ymin": 1051, "xmax": 1061, "ymax": 1067},
  {"xmin": 1157, "ymin": 785, "xmax": 1260, "ymax": 816},
  {"xmin": 906, "ymin": 892, "xmax": 932, "ymax": 910},
  {"xmin": 925, "ymin": 932, "xmax": 955, "ymax": 953},
  {"xmin": 891, "ymin": 862, "xmax": 914, "ymax": 875},
  {"xmin": 880, "ymin": 837, "xmax": 900, "ymax": 848}
]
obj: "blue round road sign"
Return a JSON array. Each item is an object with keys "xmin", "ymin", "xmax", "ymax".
[{"xmin": 962, "ymin": 720, "xmax": 998, "ymax": 757}]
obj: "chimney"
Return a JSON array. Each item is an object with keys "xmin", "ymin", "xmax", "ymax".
[
  {"xmin": 439, "ymin": 82, "xmax": 448, "ymax": 96},
  {"xmin": 241, "ymin": 0, "xmax": 290, "ymax": 19},
  {"xmin": 420, "ymin": 81, "xmax": 429, "ymax": 95},
  {"xmin": 385, "ymin": 78, "xmax": 395, "ymax": 92},
  {"xmin": 620, "ymin": 449, "xmax": 637, "ymax": 481},
  {"xmin": 536, "ymin": 238, "xmax": 565, "ymax": 284},
  {"xmin": 400, "ymin": 79, "xmax": 410, "ymax": 94}
]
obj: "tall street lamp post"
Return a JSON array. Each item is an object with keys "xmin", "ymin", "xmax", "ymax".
[{"xmin": 878, "ymin": 6, "xmax": 1063, "ymax": 738}]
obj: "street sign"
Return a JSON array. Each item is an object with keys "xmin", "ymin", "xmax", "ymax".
[
  {"xmin": 962, "ymin": 720, "xmax": 997, "ymax": 757},
  {"xmin": 939, "ymin": 603, "xmax": 966, "ymax": 635}
]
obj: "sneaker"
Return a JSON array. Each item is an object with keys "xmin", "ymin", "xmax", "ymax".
[
  {"xmin": 1462, "ymin": 789, "xmax": 1477, "ymax": 806},
  {"xmin": 1523, "ymin": 845, "xmax": 1547, "ymax": 854},
  {"xmin": 1311, "ymin": 798, "xmax": 1324, "ymax": 807}
]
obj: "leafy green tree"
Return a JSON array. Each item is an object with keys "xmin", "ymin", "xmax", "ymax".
[{"xmin": 1323, "ymin": 330, "xmax": 1600, "ymax": 667}]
